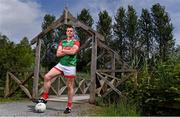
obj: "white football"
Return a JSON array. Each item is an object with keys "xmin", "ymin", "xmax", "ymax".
[{"xmin": 35, "ymin": 103, "xmax": 46, "ymax": 113}]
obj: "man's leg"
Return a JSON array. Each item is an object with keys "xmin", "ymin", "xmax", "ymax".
[
  {"xmin": 63, "ymin": 78, "xmax": 75, "ymax": 114},
  {"xmin": 40, "ymin": 68, "xmax": 62, "ymax": 101},
  {"xmin": 66, "ymin": 78, "xmax": 74, "ymax": 109}
]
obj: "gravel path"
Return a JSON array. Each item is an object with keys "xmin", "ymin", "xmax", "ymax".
[{"xmin": 0, "ymin": 100, "xmax": 95, "ymax": 116}]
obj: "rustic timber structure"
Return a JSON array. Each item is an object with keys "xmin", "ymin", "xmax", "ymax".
[{"xmin": 4, "ymin": 8, "xmax": 137, "ymax": 104}]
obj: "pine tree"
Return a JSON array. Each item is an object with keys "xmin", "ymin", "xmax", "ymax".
[
  {"xmin": 42, "ymin": 14, "xmax": 56, "ymax": 30},
  {"xmin": 97, "ymin": 10, "xmax": 112, "ymax": 46},
  {"xmin": 77, "ymin": 8, "xmax": 93, "ymax": 44},
  {"xmin": 77, "ymin": 8, "xmax": 94, "ymax": 71},
  {"xmin": 138, "ymin": 8, "xmax": 154, "ymax": 63},
  {"xmin": 41, "ymin": 14, "xmax": 56, "ymax": 70},
  {"xmin": 126, "ymin": 5, "xmax": 138, "ymax": 66},
  {"xmin": 151, "ymin": 3, "xmax": 175, "ymax": 62},
  {"xmin": 113, "ymin": 7, "xmax": 127, "ymax": 60}
]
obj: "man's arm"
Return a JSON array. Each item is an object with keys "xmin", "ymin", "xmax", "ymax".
[
  {"xmin": 56, "ymin": 45, "xmax": 65, "ymax": 57},
  {"xmin": 62, "ymin": 45, "xmax": 79, "ymax": 55}
]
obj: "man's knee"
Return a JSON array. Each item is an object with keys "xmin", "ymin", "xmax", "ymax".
[
  {"xmin": 44, "ymin": 74, "xmax": 51, "ymax": 81},
  {"xmin": 67, "ymin": 81, "xmax": 73, "ymax": 89}
]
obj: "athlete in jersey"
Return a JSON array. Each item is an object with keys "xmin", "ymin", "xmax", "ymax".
[
  {"xmin": 54, "ymin": 38, "xmax": 80, "ymax": 78},
  {"xmin": 33, "ymin": 26, "xmax": 80, "ymax": 114}
]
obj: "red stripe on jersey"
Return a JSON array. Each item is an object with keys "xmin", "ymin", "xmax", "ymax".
[{"xmin": 74, "ymin": 40, "xmax": 80, "ymax": 47}]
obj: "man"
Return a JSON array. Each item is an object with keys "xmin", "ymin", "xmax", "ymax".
[{"xmin": 34, "ymin": 25, "xmax": 80, "ymax": 114}]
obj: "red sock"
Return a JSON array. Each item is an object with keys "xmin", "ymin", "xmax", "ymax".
[
  {"xmin": 67, "ymin": 101, "xmax": 72, "ymax": 109},
  {"xmin": 42, "ymin": 92, "xmax": 48, "ymax": 100}
]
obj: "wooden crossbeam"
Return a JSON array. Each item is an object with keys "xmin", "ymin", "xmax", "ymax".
[
  {"xmin": 6, "ymin": 72, "xmax": 32, "ymax": 99},
  {"xmin": 102, "ymin": 73, "xmax": 133, "ymax": 98},
  {"xmin": 96, "ymin": 69, "xmax": 135, "ymax": 73},
  {"xmin": 96, "ymin": 72, "xmax": 122, "ymax": 97}
]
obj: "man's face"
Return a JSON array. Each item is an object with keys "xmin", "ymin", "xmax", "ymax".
[{"xmin": 66, "ymin": 27, "xmax": 74, "ymax": 38}]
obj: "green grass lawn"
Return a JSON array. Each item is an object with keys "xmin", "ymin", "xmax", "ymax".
[{"xmin": 0, "ymin": 97, "xmax": 28, "ymax": 103}]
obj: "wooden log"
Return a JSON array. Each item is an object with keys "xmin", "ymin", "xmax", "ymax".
[
  {"xmin": 58, "ymin": 86, "xmax": 67, "ymax": 95},
  {"xmin": 102, "ymin": 73, "xmax": 133, "ymax": 97},
  {"xmin": 87, "ymin": 50, "xmax": 105, "ymax": 66},
  {"xmin": 5, "ymin": 72, "xmax": 33, "ymax": 97},
  {"xmin": 96, "ymin": 69, "xmax": 136, "ymax": 73},
  {"xmin": 30, "ymin": 14, "xmax": 64, "ymax": 45},
  {"xmin": 96, "ymin": 72, "xmax": 122, "ymax": 97},
  {"xmin": 84, "ymin": 81, "xmax": 91, "ymax": 94},
  {"xmin": 33, "ymin": 38, "xmax": 41, "ymax": 98},
  {"xmin": 8, "ymin": 72, "xmax": 32, "ymax": 99},
  {"xmin": 111, "ymin": 53, "xmax": 115, "ymax": 76},
  {"xmin": 89, "ymin": 34, "xmax": 97, "ymax": 104},
  {"xmin": 79, "ymin": 37, "xmax": 92, "ymax": 50}
]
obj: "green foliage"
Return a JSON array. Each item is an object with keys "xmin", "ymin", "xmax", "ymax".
[
  {"xmin": 0, "ymin": 34, "xmax": 34, "ymax": 97},
  {"xmin": 42, "ymin": 14, "xmax": 56, "ymax": 30},
  {"xmin": 151, "ymin": 3, "xmax": 175, "ymax": 62},
  {"xmin": 131, "ymin": 55, "xmax": 180, "ymax": 115},
  {"xmin": 97, "ymin": 10, "xmax": 112, "ymax": 45},
  {"xmin": 126, "ymin": 5, "xmax": 139, "ymax": 67},
  {"xmin": 77, "ymin": 8, "xmax": 94, "ymax": 27},
  {"xmin": 0, "ymin": 97, "xmax": 25, "ymax": 103},
  {"xmin": 95, "ymin": 98, "xmax": 139, "ymax": 116},
  {"xmin": 139, "ymin": 8, "xmax": 153, "ymax": 62},
  {"xmin": 77, "ymin": 9, "xmax": 94, "ymax": 72},
  {"xmin": 113, "ymin": 7, "xmax": 127, "ymax": 58}
]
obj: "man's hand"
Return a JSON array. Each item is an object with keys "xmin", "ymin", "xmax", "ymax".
[
  {"xmin": 62, "ymin": 45, "xmax": 79, "ymax": 55},
  {"xmin": 56, "ymin": 46, "xmax": 65, "ymax": 57}
]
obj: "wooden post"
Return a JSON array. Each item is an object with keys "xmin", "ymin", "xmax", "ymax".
[
  {"xmin": 89, "ymin": 34, "xmax": 97, "ymax": 104},
  {"xmin": 111, "ymin": 52, "xmax": 115, "ymax": 77},
  {"xmin": 33, "ymin": 38, "xmax": 41, "ymax": 98}
]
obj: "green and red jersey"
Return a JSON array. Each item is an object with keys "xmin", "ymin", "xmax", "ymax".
[{"xmin": 58, "ymin": 39, "xmax": 80, "ymax": 66}]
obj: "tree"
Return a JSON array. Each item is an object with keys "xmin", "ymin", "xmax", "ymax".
[
  {"xmin": 77, "ymin": 8, "xmax": 94, "ymax": 71},
  {"xmin": 138, "ymin": 8, "xmax": 154, "ymax": 64},
  {"xmin": 77, "ymin": 8, "xmax": 93, "ymax": 44},
  {"xmin": 113, "ymin": 7, "xmax": 127, "ymax": 60},
  {"xmin": 97, "ymin": 10, "xmax": 112, "ymax": 46},
  {"xmin": 42, "ymin": 14, "xmax": 56, "ymax": 30},
  {"xmin": 41, "ymin": 14, "xmax": 57, "ymax": 70},
  {"xmin": 14, "ymin": 37, "xmax": 34, "ymax": 71},
  {"xmin": 0, "ymin": 34, "xmax": 34, "ymax": 96},
  {"xmin": 126, "ymin": 5, "xmax": 138, "ymax": 67},
  {"xmin": 151, "ymin": 3, "xmax": 175, "ymax": 62}
]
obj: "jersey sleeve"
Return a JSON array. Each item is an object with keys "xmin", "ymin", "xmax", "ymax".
[
  {"xmin": 74, "ymin": 40, "xmax": 80, "ymax": 47},
  {"xmin": 57, "ymin": 41, "xmax": 62, "ymax": 48}
]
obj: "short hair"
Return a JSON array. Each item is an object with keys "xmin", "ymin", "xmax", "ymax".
[{"xmin": 66, "ymin": 25, "xmax": 74, "ymax": 29}]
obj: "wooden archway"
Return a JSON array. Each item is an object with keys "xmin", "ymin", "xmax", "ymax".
[{"xmin": 30, "ymin": 8, "xmax": 136, "ymax": 104}]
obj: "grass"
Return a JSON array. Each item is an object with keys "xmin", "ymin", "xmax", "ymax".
[
  {"xmin": 80, "ymin": 98, "xmax": 140, "ymax": 116},
  {"xmin": 77, "ymin": 72, "xmax": 90, "ymax": 80},
  {"xmin": 0, "ymin": 97, "xmax": 27, "ymax": 103},
  {"xmin": 96, "ymin": 102, "xmax": 140, "ymax": 116}
]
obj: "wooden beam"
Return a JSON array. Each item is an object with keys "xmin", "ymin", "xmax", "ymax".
[
  {"xmin": 101, "ymin": 73, "xmax": 133, "ymax": 97},
  {"xmin": 96, "ymin": 72, "xmax": 122, "ymax": 97},
  {"xmin": 96, "ymin": 69, "xmax": 136, "ymax": 73},
  {"xmin": 76, "ymin": 21, "xmax": 104, "ymax": 41},
  {"xmin": 33, "ymin": 38, "xmax": 41, "ymax": 98},
  {"xmin": 30, "ymin": 14, "xmax": 64, "ymax": 45},
  {"xmin": 5, "ymin": 72, "xmax": 33, "ymax": 98},
  {"xmin": 89, "ymin": 34, "xmax": 97, "ymax": 104},
  {"xmin": 98, "ymin": 41, "xmax": 130, "ymax": 69},
  {"xmin": 87, "ymin": 50, "xmax": 105, "ymax": 66},
  {"xmin": 7, "ymin": 72, "xmax": 32, "ymax": 99},
  {"xmin": 79, "ymin": 37, "xmax": 92, "ymax": 50},
  {"xmin": 111, "ymin": 53, "xmax": 115, "ymax": 76}
]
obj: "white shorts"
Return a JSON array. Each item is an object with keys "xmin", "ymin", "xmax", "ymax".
[{"xmin": 53, "ymin": 63, "xmax": 76, "ymax": 78}]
